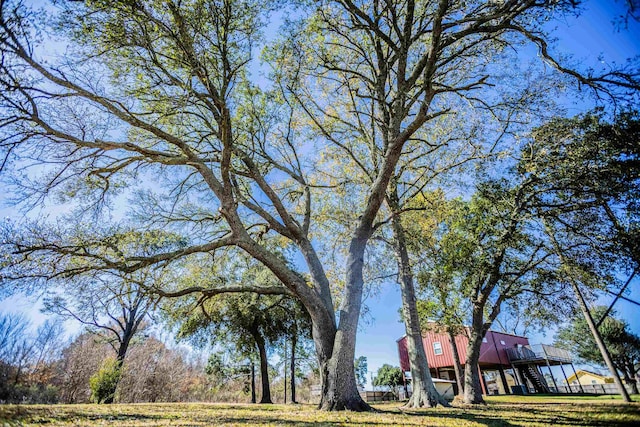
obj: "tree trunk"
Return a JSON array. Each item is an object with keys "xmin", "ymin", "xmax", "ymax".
[
  {"xmin": 100, "ymin": 333, "xmax": 132, "ymax": 405},
  {"xmin": 621, "ymin": 369, "xmax": 638, "ymax": 395},
  {"xmin": 388, "ymin": 195, "xmax": 448, "ymax": 408},
  {"xmin": 101, "ymin": 358, "xmax": 123, "ymax": 405},
  {"xmin": 317, "ymin": 237, "xmax": 370, "ymax": 411},
  {"xmin": 290, "ymin": 333, "xmax": 297, "ymax": 403},
  {"xmin": 251, "ymin": 361, "xmax": 256, "ymax": 404},
  {"xmin": 253, "ymin": 330, "xmax": 272, "ymax": 404},
  {"xmin": 624, "ymin": 362, "xmax": 639, "ymax": 395},
  {"xmin": 291, "ymin": 241, "xmax": 367, "ymax": 409},
  {"xmin": 463, "ymin": 310, "xmax": 485, "ymax": 404},
  {"xmin": 447, "ymin": 328, "xmax": 464, "ymax": 395}
]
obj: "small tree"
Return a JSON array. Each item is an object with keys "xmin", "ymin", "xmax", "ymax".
[
  {"xmin": 373, "ymin": 364, "xmax": 404, "ymax": 399},
  {"xmin": 354, "ymin": 356, "xmax": 367, "ymax": 389},
  {"xmin": 0, "ymin": 314, "xmax": 63, "ymax": 403},
  {"xmin": 89, "ymin": 358, "xmax": 122, "ymax": 404}
]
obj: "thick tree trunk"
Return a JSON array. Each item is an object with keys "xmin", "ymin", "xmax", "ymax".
[
  {"xmin": 295, "ymin": 240, "xmax": 367, "ymax": 409},
  {"xmin": 317, "ymin": 238, "xmax": 370, "ymax": 411},
  {"xmin": 463, "ymin": 310, "xmax": 485, "ymax": 404},
  {"xmin": 447, "ymin": 328, "xmax": 464, "ymax": 395},
  {"xmin": 624, "ymin": 363, "xmax": 639, "ymax": 395},
  {"xmin": 388, "ymin": 196, "xmax": 448, "ymax": 408}
]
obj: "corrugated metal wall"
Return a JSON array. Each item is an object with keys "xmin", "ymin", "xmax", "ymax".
[{"xmin": 397, "ymin": 328, "xmax": 530, "ymax": 371}]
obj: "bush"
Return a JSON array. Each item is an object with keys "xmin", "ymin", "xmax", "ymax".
[{"xmin": 89, "ymin": 358, "xmax": 122, "ymax": 404}]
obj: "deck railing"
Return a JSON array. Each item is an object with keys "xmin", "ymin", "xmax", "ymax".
[
  {"xmin": 506, "ymin": 344, "xmax": 572, "ymax": 363},
  {"xmin": 551, "ymin": 384, "xmax": 633, "ymax": 395}
]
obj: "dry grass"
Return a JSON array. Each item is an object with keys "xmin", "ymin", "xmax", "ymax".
[{"xmin": 1, "ymin": 395, "xmax": 639, "ymax": 426}]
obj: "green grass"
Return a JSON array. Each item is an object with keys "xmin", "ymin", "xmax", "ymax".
[{"xmin": 0, "ymin": 395, "xmax": 639, "ymax": 426}]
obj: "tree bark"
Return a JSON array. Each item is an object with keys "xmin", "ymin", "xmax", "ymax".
[
  {"xmin": 624, "ymin": 362, "xmax": 639, "ymax": 395},
  {"xmin": 621, "ymin": 369, "xmax": 638, "ymax": 395},
  {"xmin": 388, "ymin": 193, "xmax": 448, "ymax": 408},
  {"xmin": 317, "ymin": 237, "xmax": 370, "ymax": 411},
  {"xmin": 463, "ymin": 309, "xmax": 486, "ymax": 404},
  {"xmin": 251, "ymin": 361, "xmax": 256, "ymax": 404},
  {"xmin": 252, "ymin": 330, "xmax": 272, "ymax": 404},
  {"xmin": 447, "ymin": 328, "xmax": 464, "ymax": 395}
]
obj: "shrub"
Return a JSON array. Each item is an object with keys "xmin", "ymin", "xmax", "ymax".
[{"xmin": 89, "ymin": 358, "xmax": 122, "ymax": 404}]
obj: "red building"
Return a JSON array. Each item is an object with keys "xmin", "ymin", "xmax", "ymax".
[{"xmin": 397, "ymin": 326, "xmax": 575, "ymax": 395}]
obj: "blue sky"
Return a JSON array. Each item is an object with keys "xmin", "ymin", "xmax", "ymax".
[{"xmin": 1, "ymin": 0, "xmax": 640, "ymax": 387}]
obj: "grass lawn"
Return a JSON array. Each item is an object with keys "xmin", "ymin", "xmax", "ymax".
[{"xmin": 1, "ymin": 395, "xmax": 639, "ymax": 426}]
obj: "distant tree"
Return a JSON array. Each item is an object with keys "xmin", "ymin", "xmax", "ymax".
[
  {"xmin": 2, "ymin": 226, "xmax": 188, "ymax": 403},
  {"xmin": 0, "ymin": 313, "xmax": 30, "ymax": 392},
  {"xmin": 273, "ymin": 297, "xmax": 313, "ymax": 404},
  {"xmin": 373, "ymin": 364, "xmax": 404, "ymax": 398},
  {"xmin": 555, "ymin": 307, "xmax": 640, "ymax": 394},
  {"xmin": 116, "ymin": 336, "xmax": 193, "ymax": 403},
  {"xmin": 0, "ymin": 313, "xmax": 63, "ymax": 403},
  {"xmin": 354, "ymin": 356, "xmax": 367, "ymax": 389},
  {"xmin": 58, "ymin": 333, "xmax": 109, "ymax": 403}
]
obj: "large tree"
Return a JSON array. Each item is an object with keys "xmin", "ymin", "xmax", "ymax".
[
  {"xmin": 271, "ymin": 0, "xmax": 637, "ymax": 408},
  {"xmin": 1, "ymin": 0, "xmax": 638, "ymax": 411},
  {"xmin": 407, "ymin": 182, "xmax": 571, "ymax": 404}
]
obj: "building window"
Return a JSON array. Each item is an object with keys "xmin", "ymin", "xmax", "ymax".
[
  {"xmin": 433, "ymin": 341, "xmax": 443, "ymax": 355},
  {"xmin": 500, "ymin": 340, "xmax": 506, "ymax": 345},
  {"xmin": 591, "ymin": 380, "xmax": 597, "ymax": 384},
  {"xmin": 482, "ymin": 337, "xmax": 488, "ymax": 343}
]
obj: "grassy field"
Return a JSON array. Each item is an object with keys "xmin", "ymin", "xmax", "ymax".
[{"xmin": 1, "ymin": 395, "xmax": 639, "ymax": 426}]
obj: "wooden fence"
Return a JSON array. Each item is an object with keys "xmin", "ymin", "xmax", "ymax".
[
  {"xmin": 361, "ymin": 391, "xmax": 397, "ymax": 402},
  {"xmin": 551, "ymin": 384, "xmax": 634, "ymax": 395}
]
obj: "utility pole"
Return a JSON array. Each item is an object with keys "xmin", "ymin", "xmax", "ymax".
[{"xmin": 545, "ymin": 222, "xmax": 631, "ymax": 402}]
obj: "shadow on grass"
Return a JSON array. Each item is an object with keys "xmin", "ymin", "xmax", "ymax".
[
  {"xmin": 2, "ymin": 401, "xmax": 639, "ymax": 427},
  {"xmin": 0, "ymin": 407, "xmax": 164, "ymax": 424}
]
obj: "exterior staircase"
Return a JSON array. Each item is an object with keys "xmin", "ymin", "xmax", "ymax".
[{"xmin": 519, "ymin": 365, "xmax": 550, "ymax": 393}]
